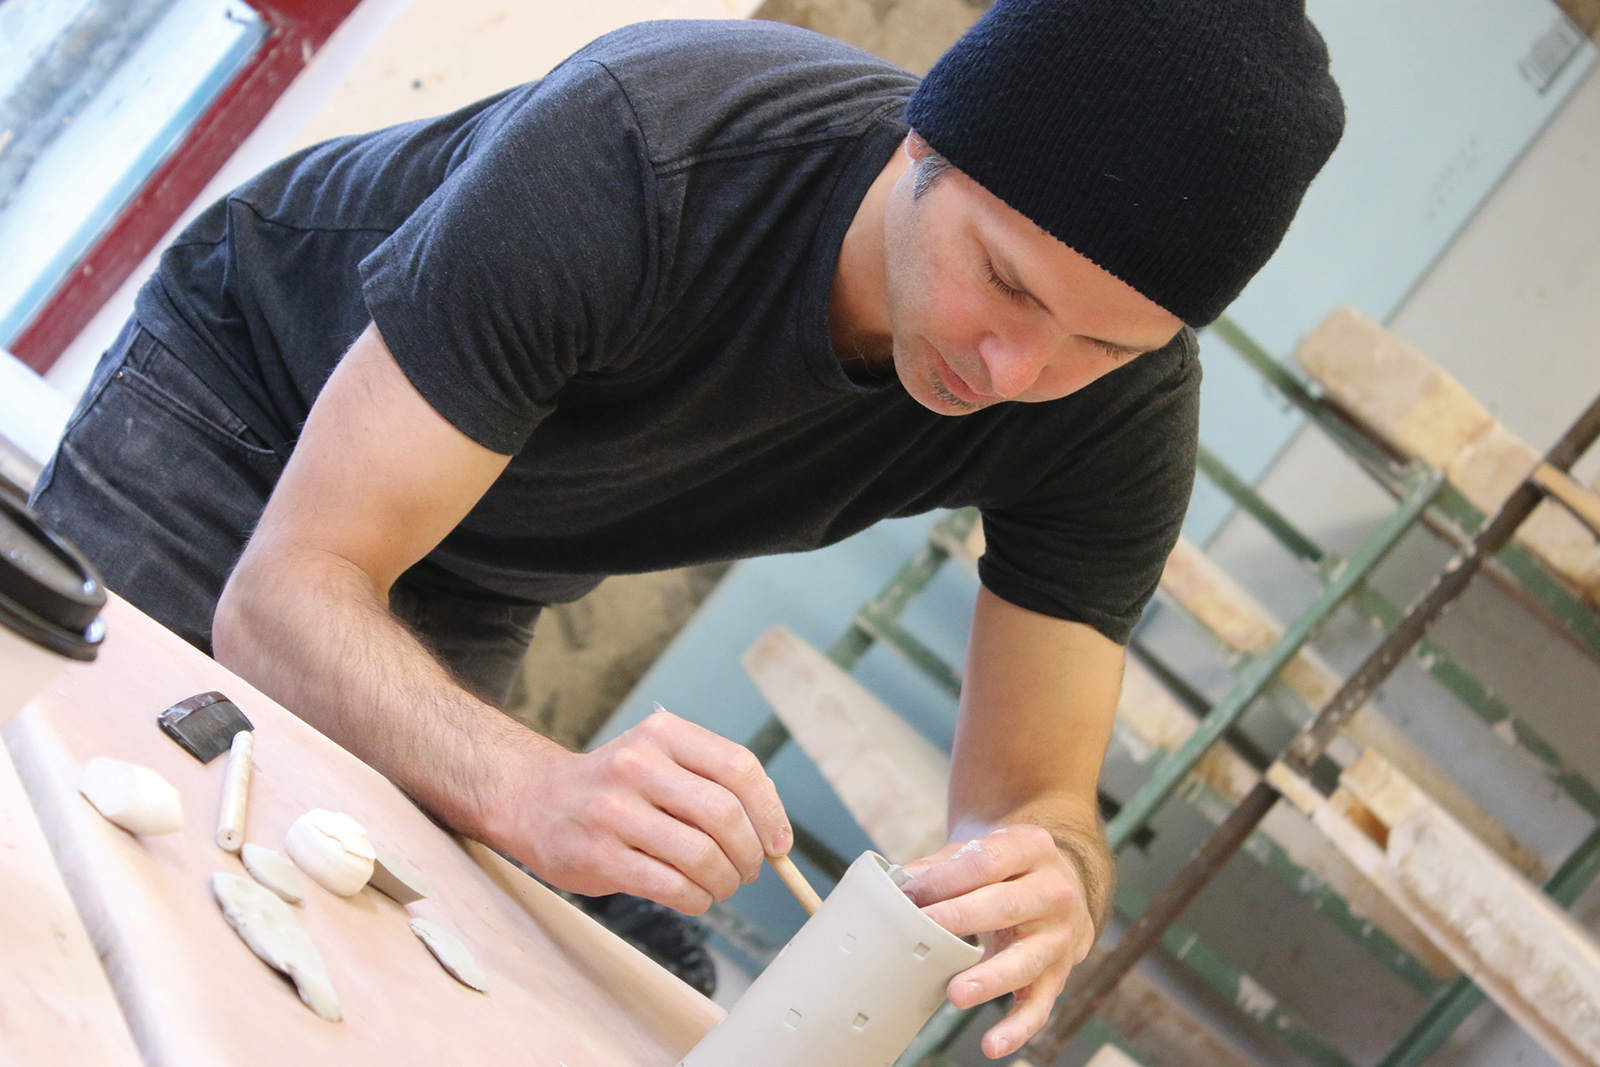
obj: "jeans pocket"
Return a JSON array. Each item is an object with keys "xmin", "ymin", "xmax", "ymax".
[{"xmin": 116, "ymin": 342, "xmax": 279, "ymax": 469}]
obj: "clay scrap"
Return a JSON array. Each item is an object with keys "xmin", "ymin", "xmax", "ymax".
[
  {"xmin": 241, "ymin": 843, "xmax": 305, "ymax": 904},
  {"xmin": 79, "ymin": 757, "xmax": 182, "ymax": 835},
  {"xmin": 211, "ymin": 873, "xmax": 341, "ymax": 1021},
  {"xmin": 369, "ymin": 845, "xmax": 432, "ymax": 904},
  {"xmin": 284, "ymin": 809, "xmax": 375, "ymax": 896},
  {"xmin": 410, "ymin": 918, "xmax": 489, "ymax": 992}
]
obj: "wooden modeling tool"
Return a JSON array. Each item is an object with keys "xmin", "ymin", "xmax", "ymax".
[
  {"xmin": 215, "ymin": 729, "xmax": 253, "ymax": 852},
  {"xmin": 767, "ymin": 852, "xmax": 823, "ymax": 915}
]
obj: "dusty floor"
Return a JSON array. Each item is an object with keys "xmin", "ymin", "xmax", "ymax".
[
  {"xmin": 753, "ymin": 0, "xmax": 988, "ymax": 75},
  {"xmin": 504, "ymin": 564, "xmax": 731, "ymax": 748},
  {"xmin": 500, "ymin": 0, "xmax": 988, "ymax": 749}
]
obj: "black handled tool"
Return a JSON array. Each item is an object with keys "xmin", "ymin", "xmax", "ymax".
[{"xmin": 158, "ymin": 691, "xmax": 253, "ymax": 763}]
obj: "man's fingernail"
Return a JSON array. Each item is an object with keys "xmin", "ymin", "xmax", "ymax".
[{"xmin": 965, "ymin": 980, "xmax": 983, "ymax": 1001}]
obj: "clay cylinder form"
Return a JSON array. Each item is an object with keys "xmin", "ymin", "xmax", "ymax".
[{"xmin": 680, "ymin": 851, "xmax": 982, "ymax": 1067}]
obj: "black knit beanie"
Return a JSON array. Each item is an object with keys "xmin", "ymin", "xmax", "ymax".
[{"xmin": 904, "ymin": 0, "xmax": 1345, "ymax": 327}]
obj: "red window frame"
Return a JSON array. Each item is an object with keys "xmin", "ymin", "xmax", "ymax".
[{"xmin": 10, "ymin": 0, "xmax": 363, "ymax": 374}]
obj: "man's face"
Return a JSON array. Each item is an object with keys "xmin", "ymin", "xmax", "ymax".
[{"xmin": 881, "ymin": 137, "xmax": 1184, "ymax": 415}]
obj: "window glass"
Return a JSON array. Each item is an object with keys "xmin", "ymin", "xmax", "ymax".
[{"xmin": 0, "ymin": 0, "xmax": 266, "ymax": 345}]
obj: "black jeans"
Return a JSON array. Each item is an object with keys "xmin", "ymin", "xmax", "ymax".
[{"xmin": 31, "ymin": 322, "xmax": 540, "ymax": 707}]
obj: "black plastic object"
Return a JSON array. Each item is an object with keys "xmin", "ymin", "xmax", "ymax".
[
  {"xmin": 158, "ymin": 691, "xmax": 253, "ymax": 763},
  {"xmin": 0, "ymin": 488, "xmax": 105, "ymax": 662}
]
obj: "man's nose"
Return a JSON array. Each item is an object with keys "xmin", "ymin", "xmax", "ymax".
[{"xmin": 976, "ymin": 334, "xmax": 1047, "ymax": 399}]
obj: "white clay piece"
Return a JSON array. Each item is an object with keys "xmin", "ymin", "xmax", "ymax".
[
  {"xmin": 79, "ymin": 757, "xmax": 183, "ymax": 835},
  {"xmin": 240, "ymin": 843, "xmax": 305, "ymax": 904},
  {"xmin": 211, "ymin": 873, "xmax": 341, "ymax": 1021},
  {"xmin": 410, "ymin": 918, "xmax": 489, "ymax": 992},
  {"xmin": 369, "ymin": 845, "xmax": 431, "ymax": 904},
  {"xmin": 283, "ymin": 809, "xmax": 375, "ymax": 896}
]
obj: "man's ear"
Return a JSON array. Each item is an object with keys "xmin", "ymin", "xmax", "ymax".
[{"xmin": 905, "ymin": 129, "xmax": 934, "ymax": 162}]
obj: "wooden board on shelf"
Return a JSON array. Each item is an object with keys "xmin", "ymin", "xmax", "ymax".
[
  {"xmin": 743, "ymin": 624, "xmax": 949, "ymax": 866},
  {"xmin": 1159, "ymin": 536, "xmax": 1544, "ymax": 881},
  {"xmin": 4, "ymin": 594, "xmax": 718, "ymax": 1067},
  {"xmin": 1295, "ymin": 305, "xmax": 1600, "ymax": 602},
  {"xmin": 1113, "ymin": 661, "xmax": 1457, "ymax": 981},
  {"xmin": 1270, "ymin": 751, "xmax": 1600, "ymax": 1067},
  {"xmin": 1084, "ymin": 1044, "xmax": 1142, "ymax": 1067}
]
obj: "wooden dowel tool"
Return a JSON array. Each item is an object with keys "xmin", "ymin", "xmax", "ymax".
[
  {"xmin": 767, "ymin": 852, "xmax": 823, "ymax": 915},
  {"xmin": 1531, "ymin": 462, "xmax": 1600, "ymax": 535},
  {"xmin": 215, "ymin": 730, "xmax": 254, "ymax": 852}
]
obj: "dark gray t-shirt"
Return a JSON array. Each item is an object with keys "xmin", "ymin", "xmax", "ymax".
[{"xmin": 137, "ymin": 19, "xmax": 1200, "ymax": 643}]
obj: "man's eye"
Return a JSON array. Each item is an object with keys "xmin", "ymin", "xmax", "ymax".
[
  {"xmin": 1093, "ymin": 340, "xmax": 1137, "ymax": 363},
  {"xmin": 985, "ymin": 260, "xmax": 1026, "ymax": 301}
]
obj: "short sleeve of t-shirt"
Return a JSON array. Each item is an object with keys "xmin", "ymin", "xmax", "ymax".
[
  {"xmin": 977, "ymin": 334, "xmax": 1201, "ymax": 643},
  {"xmin": 359, "ymin": 59, "xmax": 656, "ymax": 455}
]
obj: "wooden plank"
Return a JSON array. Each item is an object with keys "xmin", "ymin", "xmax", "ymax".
[
  {"xmin": 5, "ymin": 594, "xmax": 718, "ymax": 1067},
  {"xmin": 958, "ymin": 519, "xmax": 984, "ymax": 575},
  {"xmin": 1115, "ymin": 661, "xmax": 1457, "ymax": 980},
  {"xmin": 1084, "ymin": 1044, "xmax": 1142, "ymax": 1067},
  {"xmin": 1295, "ymin": 306, "xmax": 1600, "ymax": 604},
  {"xmin": 1270, "ymin": 753, "xmax": 1600, "ymax": 1067},
  {"xmin": 1160, "ymin": 537, "xmax": 1545, "ymax": 881},
  {"xmin": 0, "ymin": 743, "xmax": 143, "ymax": 1067},
  {"xmin": 742, "ymin": 624, "xmax": 950, "ymax": 866},
  {"xmin": 1294, "ymin": 305, "xmax": 1494, "ymax": 468},
  {"xmin": 743, "ymin": 626, "xmax": 1260, "ymax": 1067}
]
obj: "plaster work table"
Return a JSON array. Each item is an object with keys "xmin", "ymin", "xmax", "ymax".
[{"xmin": 2, "ymin": 594, "xmax": 720, "ymax": 1066}]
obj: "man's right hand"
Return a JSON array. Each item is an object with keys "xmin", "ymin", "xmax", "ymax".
[
  {"xmin": 499, "ymin": 708, "xmax": 791, "ymax": 913},
  {"xmin": 215, "ymin": 323, "xmax": 787, "ymax": 916}
]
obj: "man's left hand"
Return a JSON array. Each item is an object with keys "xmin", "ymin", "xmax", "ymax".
[{"xmin": 899, "ymin": 823, "xmax": 1095, "ymax": 1059}]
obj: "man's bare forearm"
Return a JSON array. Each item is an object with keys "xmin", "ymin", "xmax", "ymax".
[
  {"xmin": 213, "ymin": 544, "xmax": 558, "ymax": 848},
  {"xmin": 203, "ymin": 327, "xmax": 790, "ymax": 911}
]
